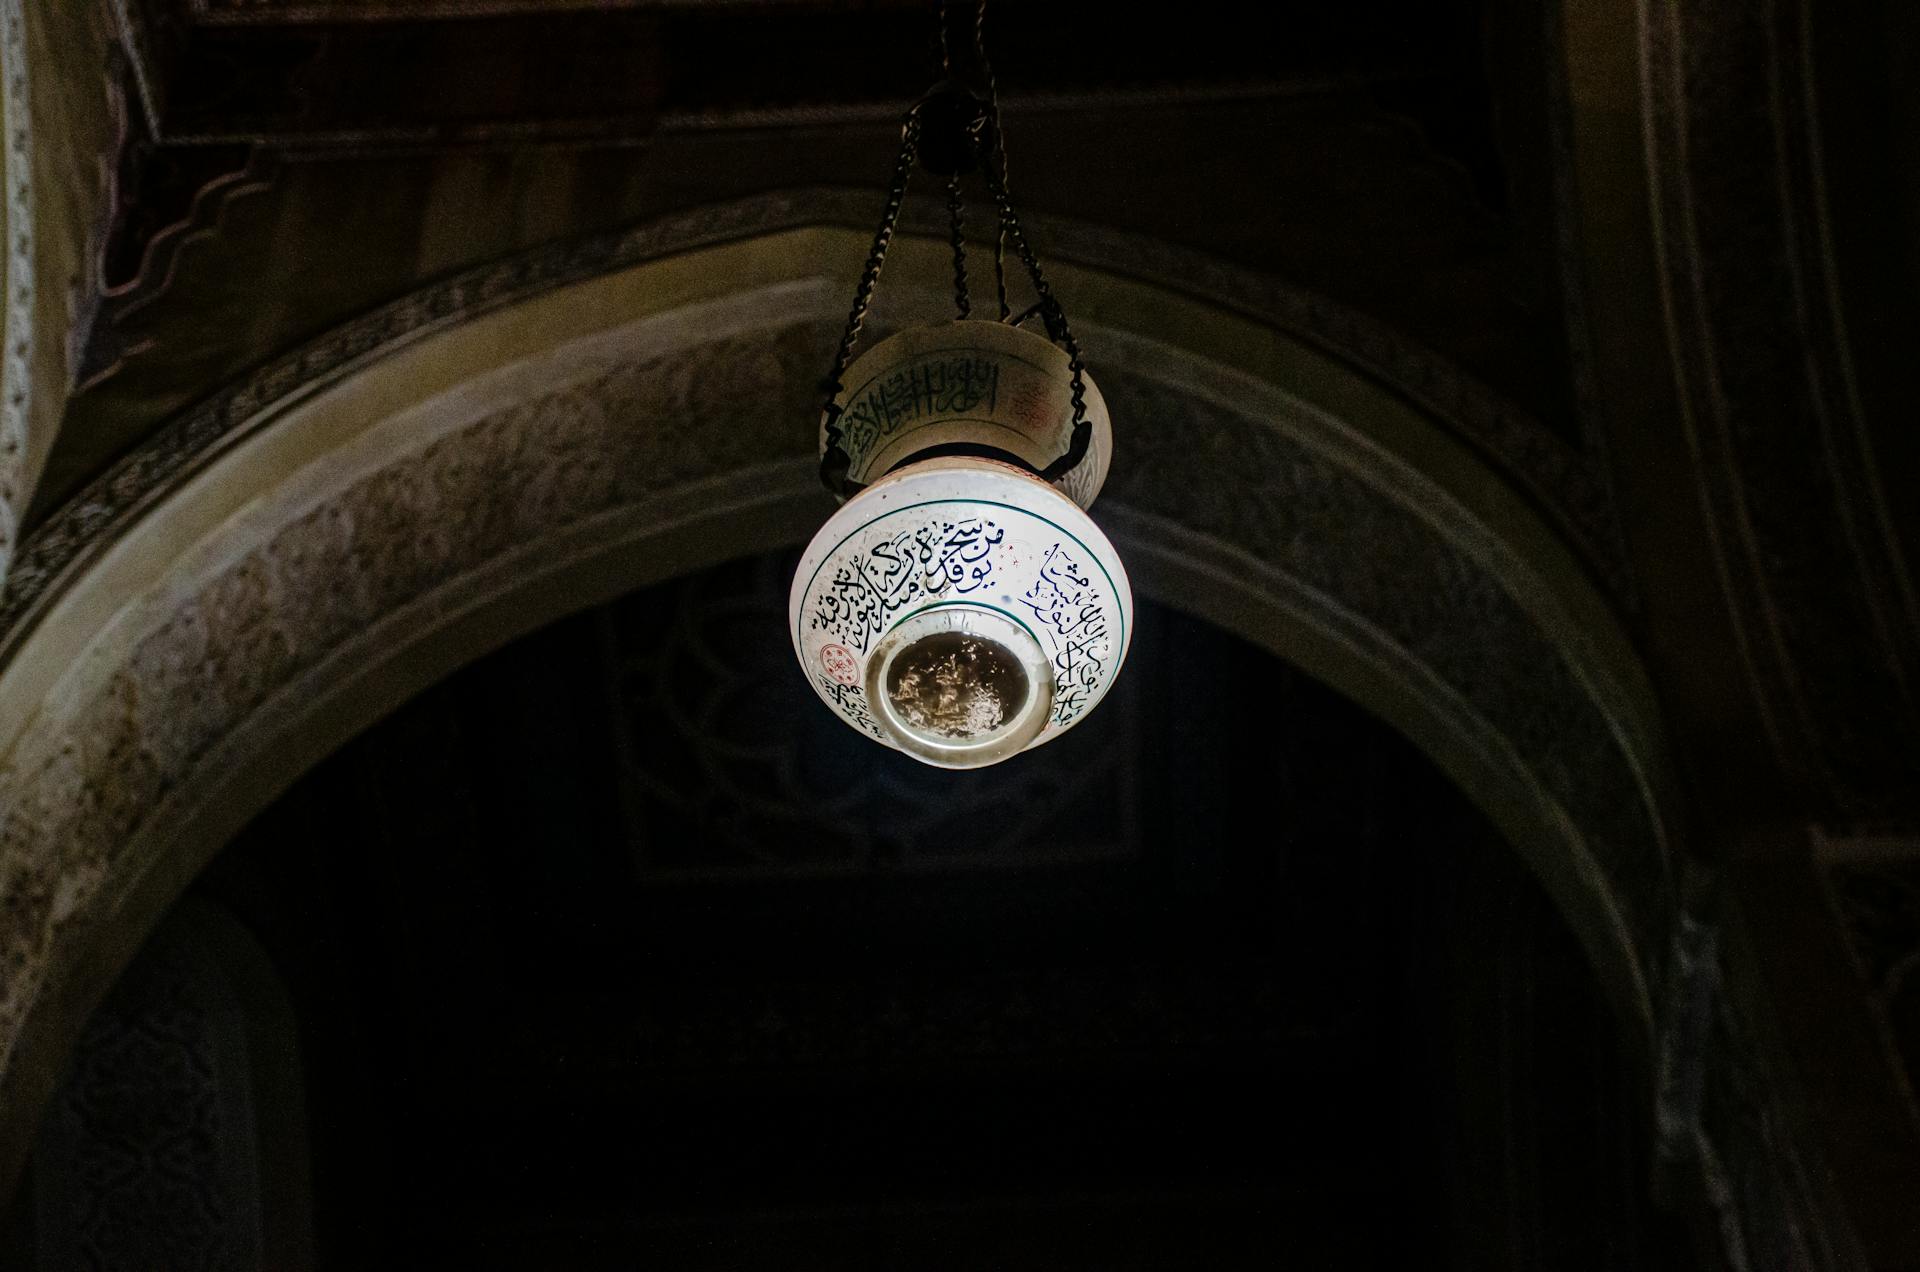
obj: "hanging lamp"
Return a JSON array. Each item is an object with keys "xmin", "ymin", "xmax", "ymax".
[{"xmin": 789, "ymin": 0, "xmax": 1132, "ymax": 769}]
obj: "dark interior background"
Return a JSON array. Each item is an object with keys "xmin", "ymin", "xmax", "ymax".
[
  {"xmin": 21, "ymin": 550, "xmax": 1695, "ymax": 1269},
  {"xmin": 5, "ymin": 0, "xmax": 1917, "ymax": 1261}
]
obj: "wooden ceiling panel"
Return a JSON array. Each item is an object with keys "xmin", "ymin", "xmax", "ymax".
[{"xmin": 123, "ymin": 0, "xmax": 1479, "ymax": 147}]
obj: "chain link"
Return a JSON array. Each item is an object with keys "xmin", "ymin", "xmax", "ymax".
[
  {"xmin": 947, "ymin": 174, "xmax": 970, "ymax": 320},
  {"xmin": 820, "ymin": 0, "xmax": 1092, "ymax": 496},
  {"xmin": 819, "ymin": 109, "xmax": 923, "ymax": 494},
  {"xmin": 973, "ymin": 0, "xmax": 1086, "ymax": 480},
  {"xmin": 982, "ymin": 156, "xmax": 1091, "ymax": 484}
]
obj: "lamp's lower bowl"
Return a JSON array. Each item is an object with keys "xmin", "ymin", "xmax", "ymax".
[
  {"xmin": 790, "ymin": 456, "xmax": 1132, "ymax": 767},
  {"xmin": 866, "ymin": 605, "xmax": 1054, "ymax": 769}
]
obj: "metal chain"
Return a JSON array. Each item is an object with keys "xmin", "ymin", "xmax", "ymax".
[
  {"xmin": 982, "ymin": 142, "xmax": 1090, "ymax": 484},
  {"xmin": 933, "ymin": 0, "xmax": 951, "ymax": 81},
  {"xmin": 946, "ymin": 173, "xmax": 970, "ymax": 319},
  {"xmin": 821, "ymin": 0, "xmax": 1092, "ymax": 494},
  {"xmin": 820, "ymin": 108, "xmax": 923, "ymax": 493},
  {"xmin": 976, "ymin": 0, "xmax": 1011, "ymax": 321},
  {"xmin": 973, "ymin": 0, "xmax": 1087, "ymax": 481}
]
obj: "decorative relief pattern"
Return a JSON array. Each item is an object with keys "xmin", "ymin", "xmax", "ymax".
[
  {"xmin": 0, "ymin": 191, "xmax": 849, "ymax": 650},
  {"xmin": 0, "ymin": 331, "xmax": 1667, "ymax": 1103},
  {"xmin": 33, "ymin": 922, "xmax": 263, "ymax": 1271},
  {"xmin": 0, "ymin": 187, "xmax": 1618, "ymax": 657},
  {"xmin": 0, "ymin": 321, "xmax": 828, "ymax": 1082},
  {"xmin": 0, "ymin": 0, "xmax": 35, "ymax": 587}
]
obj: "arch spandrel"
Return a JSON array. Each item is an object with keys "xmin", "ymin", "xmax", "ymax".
[{"xmin": 0, "ymin": 207, "xmax": 1678, "ymax": 1195}]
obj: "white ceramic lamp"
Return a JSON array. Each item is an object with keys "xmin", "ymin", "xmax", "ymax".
[{"xmin": 791, "ymin": 320, "xmax": 1133, "ymax": 769}]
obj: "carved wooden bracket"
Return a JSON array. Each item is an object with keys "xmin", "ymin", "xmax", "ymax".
[{"xmin": 68, "ymin": 57, "xmax": 272, "ymax": 391}]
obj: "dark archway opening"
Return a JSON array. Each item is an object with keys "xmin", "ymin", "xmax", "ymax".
[{"xmin": 19, "ymin": 549, "xmax": 1694, "ymax": 1270}]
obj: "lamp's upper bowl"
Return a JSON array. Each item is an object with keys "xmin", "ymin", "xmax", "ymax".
[
  {"xmin": 790, "ymin": 456, "xmax": 1133, "ymax": 768},
  {"xmin": 823, "ymin": 319, "xmax": 1112, "ymax": 509}
]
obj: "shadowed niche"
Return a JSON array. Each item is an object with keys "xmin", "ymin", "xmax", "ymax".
[{"xmin": 16, "ymin": 548, "xmax": 1691, "ymax": 1270}]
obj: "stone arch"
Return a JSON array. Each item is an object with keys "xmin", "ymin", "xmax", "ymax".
[{"xmin": 0, "ymin": 194, "xmax": 1678, "ymax": 1193}]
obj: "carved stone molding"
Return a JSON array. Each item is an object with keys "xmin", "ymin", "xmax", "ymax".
[
  {"xmin": 32, "ymin": 911, "xmax": 265, "ymax": 1271},
  {"xmin": 0, "ymin": 362, "xmax": 1664, "ymax": 1067},
  {"xmin": 1, "ymin": 192, "xmax": 841, "ymax": 649},
  {"xmin": 0, "ymin": 212, "xmax": 1672, "ymax": 1228},
  {"xmin": 0, "ymin": 308, "xmax": 834, "ymax": 1140},
  {"xmin": 0, "ymin": 189, "xmax": 1625, "ymax": 655},
  {"xmin": 0, "ymin": 335, "xmax": 1667, "ymax": 1030},
  {"xmin": 0, "ymin": 0, "xmax": 35, "ymax": 586},
  {"xmin": 1643, "ymin": 0, "xmax": 1920, "ymax": 823}
]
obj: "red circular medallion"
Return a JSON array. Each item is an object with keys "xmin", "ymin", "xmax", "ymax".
[{"xmin": 819, "ymin": 643, "xmax": 860, "ymax": 685}]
